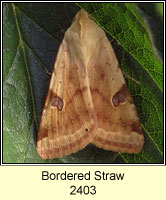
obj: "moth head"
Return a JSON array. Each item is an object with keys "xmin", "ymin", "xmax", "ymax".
[
  {"xmin": 71, "ymin": 9, "xmax": 96, "ymax": 31},
  {"xmin": 77, "ymin": 9, "xmax": 94, "ymax": 21},
  {"xmin": 77, "ymin": 9, "xmax": 94, "ymax": 27},
  {"xmin": 72, "ymin": 9, "xmax": 93, "ymax": 22},
  {"xmin": 65, "ymin": 8, "xmax": 106, "ymax": 64}
]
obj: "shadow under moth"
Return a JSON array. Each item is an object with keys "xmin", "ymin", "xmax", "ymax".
[{"xmin": 37, "ymin": 9, "xmax": 144, "ymax": 159}]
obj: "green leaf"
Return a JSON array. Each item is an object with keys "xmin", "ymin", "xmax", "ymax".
[{"xmin": 3, "ymin": 3, "xmax": 163, "ymax": 164}]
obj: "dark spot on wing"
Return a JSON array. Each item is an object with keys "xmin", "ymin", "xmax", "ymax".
[
  {"xmin": 112, "ymin": 84, "xmax": 131, "ymax": 107},
  {"xmin": 112, "ymin": 92, "xmax": 125, "ymax": 107},
  {"xmin": 52, "ymin": 96, "xmax": 63, "ymax": 111}
]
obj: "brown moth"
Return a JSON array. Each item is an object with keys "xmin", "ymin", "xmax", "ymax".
[{"xmin": 37, "ymin": 9, "xmax": 144, "ymax": 159}]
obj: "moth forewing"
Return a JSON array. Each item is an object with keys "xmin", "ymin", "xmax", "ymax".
[{"xmin": 37, "ymin": 9, "xmax": 144, "ymax": 159}]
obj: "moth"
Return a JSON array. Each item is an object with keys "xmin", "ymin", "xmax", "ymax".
[{"xmin": 37, "ymin": 9, "xmax": 144, "ymax": 159}]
